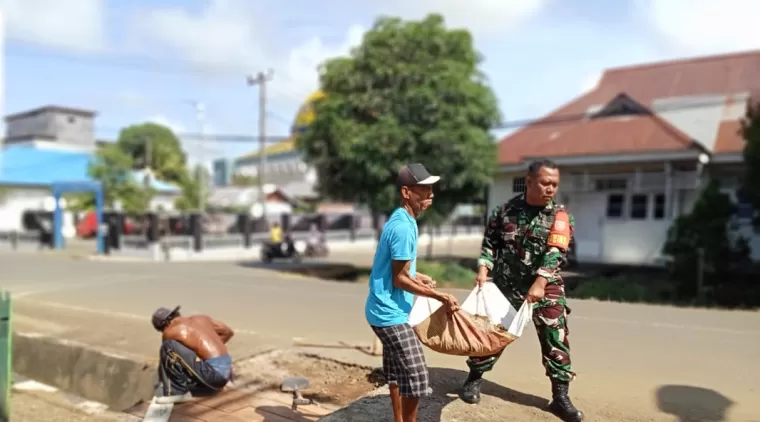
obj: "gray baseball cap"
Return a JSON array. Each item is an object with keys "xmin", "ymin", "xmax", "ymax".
[
  {"xmin": 151, "ymin": 305, "xmax": 181, "ymax": 330},
  {"xmin": 397, "ymin": 163, "xmax": 440, "ymax": 187}
]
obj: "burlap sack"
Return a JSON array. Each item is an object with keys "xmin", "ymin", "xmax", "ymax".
[{"xmin": 413, "ymin": 306, "xmax": 516, "ymax": 357}]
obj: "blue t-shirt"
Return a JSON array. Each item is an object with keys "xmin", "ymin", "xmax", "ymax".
[{"xmin": 365, "ymin": 208, "xmax": 418, "ymax": 327}]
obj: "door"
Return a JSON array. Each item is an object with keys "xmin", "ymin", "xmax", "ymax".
[{"xmin": 563, "ymin": 193, "xmax": 604, "ymax": 261}]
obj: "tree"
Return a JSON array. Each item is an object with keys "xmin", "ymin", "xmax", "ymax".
[
  {"xmin": 86, "ymin": 144, "xmax": 155, "ymax": 213},
  {"xmin": 662, "ymin": 179, "xmax": 751, "ymax": 301},
  {"xmin": 116, "ymin": 123, "xmax": 187, "ymax": 183},
  {"xmin": 740, "ymin": 101, "xmax": 760, "ymax": 228},
  {"xmin": 296, "ymin": 14, "xmax": 501, "ymax": 219},
  {"xmin": 175, "ymin": 165, "xmax": 211, "ymax": 211}
]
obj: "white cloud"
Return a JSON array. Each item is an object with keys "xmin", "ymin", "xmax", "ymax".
[
  {"xmin": 645, "ymin": 0, "xmax": 760, "ymax": 54},
  {"xmin": 147, "ymin": 114, "xmax": 186, "ymax": 135},
  {"xmin": 579, "ymin": 72, "xmax": 602, "ymax": 93},
  {"xmin": 385, "ymin": 0, "xmax": 545, "ymax": 36},
  {"xmin": 147, "ymin": 114, "xmax": 219, "ymax": 170},
  {"xmin": 128, "ymin": 0, "xmax": 543, "ymax": 112},
  {"xmin": 0, "ymin": 0, "xmax": 106, "ymax": 51},
  {"xmin": 129, "ymin": 0, "xmax": 359, "ymax": 108}
]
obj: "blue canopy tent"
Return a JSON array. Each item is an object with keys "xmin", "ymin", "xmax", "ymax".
[
  {"xmin": 1, "ymin": 144, "xmax": 180, "ymax": 255},
  {"xmin": 0, "ymin": 146, "xmax": 102, "ymax": 253}
]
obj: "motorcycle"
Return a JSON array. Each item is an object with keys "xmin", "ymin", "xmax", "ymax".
[
  {"xmin": 304, "ymin": 242, "xmax": 329, "ymax": 258},
  {"xmin": 261, "ymin": 239, "xmax": 302, "ymax": 263}
]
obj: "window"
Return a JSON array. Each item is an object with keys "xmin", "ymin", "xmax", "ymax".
[
  {"xmin": 67, "ymin": 116, "xmax": 76, "ymax": 123},
  {"xmin": 606, "ymin": 194, "xmax": 625, "ymax": 218},
  {"xmin": 653, "ymin": 194, "xmax": 666, "ymax": 220},
  {"xmin": 630, "ymin": 194, "xmax": 648, "ymax": 220},
  {"xmin": 594, "ymin": 178, "xmax": 627, "ymax": 191},
  {"xmin": 512, "ymin": 177, "xmax": 526, "ymax": 193},
  {"xmin": 737, "ymin": 190, "xmax": 754, "ymax": 220}
]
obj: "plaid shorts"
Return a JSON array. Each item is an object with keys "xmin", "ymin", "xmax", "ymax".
[{"xmin": 371, "ymin": 323, "xmax": 430, "ymax": 398}]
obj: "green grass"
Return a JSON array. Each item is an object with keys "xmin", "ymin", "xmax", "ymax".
[
  {"xmin": 417, "ymin": 260, "xmax": 476, "ymax": 289},
  {"xmin": 568, "ymin": 276, "xmax": 677, "ymax": 304}
]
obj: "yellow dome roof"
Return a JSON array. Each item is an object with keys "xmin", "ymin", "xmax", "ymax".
[
  {"xmin": 291, "ymin": 91, "xmax": 325, "ymax": 135},
  {"xmin": 239, "ymin": 91, "xmax": 325, "ymax": 160}
]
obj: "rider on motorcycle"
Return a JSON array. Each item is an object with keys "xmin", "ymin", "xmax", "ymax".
[
  {"xmin": 269, "ymin": 221, "xmax": 295, "ymax": 255},
  {"xmin": 269, "ymin": 222, "xmax": 283, "ymax": 244}
]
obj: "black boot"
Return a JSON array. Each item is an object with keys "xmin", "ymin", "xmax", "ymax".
[
  {"xmin": 548, "ymin": 379, "xmax": 584, "ymax": 422},
  {"xmin": 460, "ymin": 370, "xmax": 484, "ymax": 404}
]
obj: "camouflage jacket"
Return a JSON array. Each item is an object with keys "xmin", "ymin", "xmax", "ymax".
[{"xmin": 478, "ymin": 194, "xmax": 575, "ymax": 299}]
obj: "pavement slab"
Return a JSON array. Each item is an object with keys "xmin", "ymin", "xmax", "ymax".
[{"xmin": 127, "ymin": 389, "xmax": 335, "ymax": 422}]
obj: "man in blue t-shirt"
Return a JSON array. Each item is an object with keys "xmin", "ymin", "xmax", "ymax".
[{"xmin": 365, "ymin": 163, "xmax": 459, "ymax": 422}]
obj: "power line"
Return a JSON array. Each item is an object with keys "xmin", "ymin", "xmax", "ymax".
[
  {"xmin": 7, "ymin": 50, "xmax": 748, "ymax": 137},
  {"xmin": 95, "ymin": 131, "xmax": 291, "ymax": 143},
  {"xmin": 1, "ymin": 95, "xmax": 745, "ymax": 176},
  {"xmin": 84, "ymin": 94, "xmax": 745, "ymax": 145},
  {"xmin": 6, "ymin": 49, "xmax": 307, "ymax": 105}
]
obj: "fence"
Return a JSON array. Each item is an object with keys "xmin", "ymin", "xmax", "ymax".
[{"xmin": 0, "ymin": 208, "xmax": 486, "ymax": 260}]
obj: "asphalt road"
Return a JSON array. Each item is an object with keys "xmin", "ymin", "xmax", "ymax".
[{"xmin": 2, "ymin": 252, "xmax": 759, "ymax": 421}]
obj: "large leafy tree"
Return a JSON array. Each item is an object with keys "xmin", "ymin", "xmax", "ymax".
[
  {"xmin": 297, "ymin": 14, "xmax": 501, "ymax": 218},
  {"xmin": 662, "ymin": 179, "xmax": 751, "ymax": 300},
  {"xmin": 116, "ymin": 123, "xmax": 187, "ymax": 184},
  {"xmin": 85, "ymin": 144, "xmax": 155, "ymax": 213},
  {"xmin": 175, "ymin": 165, "xmax": 211, "ymax": 211},
  {"xmin": 740, "ymin": 101, "xmax": 760, "ymax": 228}
]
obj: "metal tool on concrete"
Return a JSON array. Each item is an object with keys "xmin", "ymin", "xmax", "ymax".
[{"xmin": 280, "ymin": 376, "xmax": 316, "ymax": 412}]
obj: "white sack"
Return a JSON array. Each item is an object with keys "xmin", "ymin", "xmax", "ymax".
[{"xmin": 409, "ymin": 281, "xmax": 533, "ymax": 338}]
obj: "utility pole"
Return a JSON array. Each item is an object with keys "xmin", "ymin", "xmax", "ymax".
[
  {"xmin": 144, "ymin": 136, "xmax": 153, "ymax": 189},
  {"xmin": 195, "ymin": 101, "xmax": 206, "ymax": 213},
  {"xmin": 246, "ymin": 70, "xmax": 274, "ymax": 220}
]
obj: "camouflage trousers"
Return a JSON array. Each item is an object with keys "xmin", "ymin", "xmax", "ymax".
[{"xmin": 466, "ymin": 285, "xmax": 577, "ymax": 383}]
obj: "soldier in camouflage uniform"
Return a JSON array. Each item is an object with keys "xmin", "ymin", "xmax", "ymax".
[{"xmin": 460, "ymin": 159, "xmax": 584, "ymax": 422}]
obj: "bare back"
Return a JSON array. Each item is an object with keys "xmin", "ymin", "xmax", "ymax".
[{"xmin": 163, "ymin": 315, "xmax": 228, "ymax": 360}]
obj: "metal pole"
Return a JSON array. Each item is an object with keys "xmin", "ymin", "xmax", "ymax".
[
  {"xmin": 247, "ymin": 70, "xmax": 274, "ymax": 220},
  {"xmin": 195, "ymin": 101, "xmax": 206, "ymax": 213},
  {"xmin": 697, "ymin": 247, "xmax": 705, "ymax": 302},
  {"xmin": 0, "ymin": 291, "xmax": 11, "ymax": 422}
]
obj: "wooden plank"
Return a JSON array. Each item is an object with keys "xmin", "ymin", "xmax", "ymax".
[{"xmin": 0, "ymin": 291, "xmax": 11, "ymax": 422}]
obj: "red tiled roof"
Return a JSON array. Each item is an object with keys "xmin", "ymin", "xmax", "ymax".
[
  {"xmin": 714, "ymin": 120, "xmax": 744, "ymax": 154},
  {"xmin": 499, "ymin": 50, "xmax": 760, "ymax": 165}
]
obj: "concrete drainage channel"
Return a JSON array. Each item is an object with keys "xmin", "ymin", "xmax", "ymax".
[
  {"xmin": 12, "ymin": 332, "xmax": 157, "ymax": 411},
  {"xmin": 11, "ymin": 331, "xmax": 382, "ymax": 420}
]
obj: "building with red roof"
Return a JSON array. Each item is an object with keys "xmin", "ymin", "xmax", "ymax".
[{"xmin": 493, "ymin": 50, "xmax": 759, "ymax": 265}]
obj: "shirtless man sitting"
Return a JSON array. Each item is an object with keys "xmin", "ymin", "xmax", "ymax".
[{"xmin": 151, "ymin": 306, "xmax": 235, "ymax": 404}]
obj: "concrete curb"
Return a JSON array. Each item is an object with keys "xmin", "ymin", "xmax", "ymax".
[{"xmin": 12, "ymin": 331, "xmax": 157, "ymax": 411}]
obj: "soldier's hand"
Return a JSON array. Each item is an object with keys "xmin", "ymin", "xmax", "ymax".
[
  {"xmin": 527, "ymin": 281, "xmax": 545, "ymax": 303},
  {"xmin": 474, "ymin": 268, "xmax": 489, "ymax": 287}
]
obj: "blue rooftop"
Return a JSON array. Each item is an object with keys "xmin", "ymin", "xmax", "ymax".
[{"xmin": 0, "ymin": 144, "xmax": 180, "ymax": 193}]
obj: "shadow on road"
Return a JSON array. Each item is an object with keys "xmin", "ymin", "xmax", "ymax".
[
  {"xmin": 431, "ymin": 366, "xmax": 549, "ymax": 408},
  {"xmin": 237, "ymin": 260, "xmax": 368, "ymax": 282},
  {"xmin": 655, "ymin": 385, "xmax": 734, "ymax": 421},
  {"xmin": 330, "ymin": 367, "xmax": 550, "ymax": 421}
]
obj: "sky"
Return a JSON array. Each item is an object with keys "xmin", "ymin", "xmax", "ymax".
[{"xmin": 1, "ymin": 0, "xmax": 759, "ymax": 168}]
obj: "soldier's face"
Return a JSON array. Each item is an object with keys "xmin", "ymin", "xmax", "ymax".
[{"xmin": 526, "ymin": 167, "xmax": 560, "ymax": 206}]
